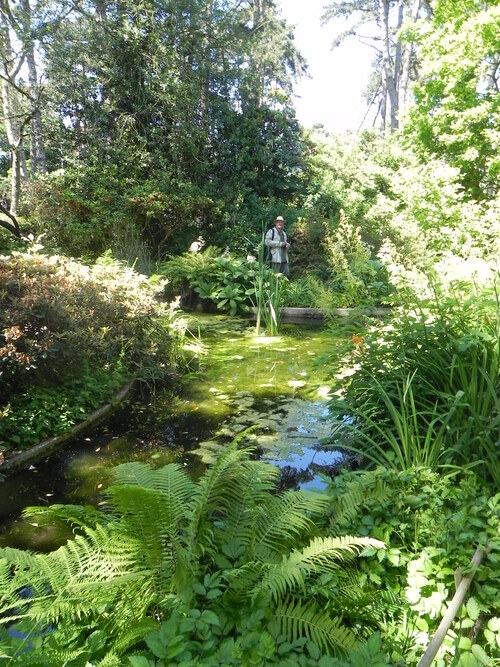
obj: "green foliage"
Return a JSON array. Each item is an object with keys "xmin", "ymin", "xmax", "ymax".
[
  {"xmin": 252, "ymin": 232, "xmax": 285, "ymax": 335},
  {"xmin": 281, "ymin": 209, "xmax": 391, "ymax": 311},
  {"xmin": 125, "ymin": 179, "xmax": 222, "ymax": 258},
  {"xmin": 21, "ymin": 168, "xmax": 223, "ymax": 260},
  {"xmin": 324, "ymin": 467, "xmax": 500, "ymax": 665},
  {"xmin": 0, "ymin": 443, "xmax": 384, "ymax": 665},
  {"xmin": 329, "ymin": 276, "xmax": 500, "ymax": 483},
  {"xmin": 0, "ymin": 359, "xmax": 128, "ymax": 449},
  {"xmin": 15, "ymin": 0, "xmax": 308, "ymax": 255},
  {"xmin": 323, "ymin": 210, "xmax": 390, "ymax": 308},
  {"xmin": 281, "ymin": 275, "xmax": 317, "ymax": 307},
  {"xmin": 300, "ymin": 130, "xmax": 404, "ymax": 252},
  {"xmin": 0, "ymin": 249, "xmax": 185, "ymax": 450},
  {"xmin": 161, "ymin": 250, "xmax": 258, "ymax": 316},
  {"xmin": 334, "ymin": 372, "xmax": 462, "ymax": 472},
  {"xmin": 21, "ymin": 167, "xmax": 124, "ymax": 256},
  {"xmin": 385, "ymin": 155, "xmax": 500, "ymax": 263},
  {"xmin": 288, "ymin": 216, "xmax": 330, "ymax": 279},
  {"xmin": 405, "ymin": 2, "xmax": 500, "ymax": 199}
]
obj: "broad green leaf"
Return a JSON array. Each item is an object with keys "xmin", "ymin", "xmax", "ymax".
[
  {"xmin": 458, "ymin": 637, "xmax": 472, "ymax": 650},
  {"xmin": 128, "ymin": 657, "xmax": 153, "ymax": 667},
  {"xmin": 471, "ymin": 645, "xmax": 490, "ymax": 665},
  {"xmin": 192, "ymin": 582, "xmax": 206, "ymax": 596},
  {"xmin": 487, "ymin": 617, "xmax": 500, "ymax": 632},
  {"xmin": 457, "ymin": 653, "xmax": 479, "ymax": 667},
  {"xmin": 145, "ymin": 635, "xmax": 167, "ymax": 659},
  {"xmin": 200, "ymin": 609, "xmax": 221, "ymax": 627},
  {"xmin": 466, "ymin": 597, "xmax": 480, "ymax": 621}
]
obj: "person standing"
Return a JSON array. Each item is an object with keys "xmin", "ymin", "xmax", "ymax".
[{"xmin": 265, "ymin": 215, "xmax": 290, "ymax": 275}]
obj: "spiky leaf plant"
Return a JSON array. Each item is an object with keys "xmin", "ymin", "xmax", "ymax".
[{"xmin": 0, "ymin": 443, "xmax": 384, "ymax": 665}]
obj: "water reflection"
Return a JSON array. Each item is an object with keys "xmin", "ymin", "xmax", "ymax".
[{"xmin": 0, "ymin": 315, "xmax": 344, "ymax": 549}]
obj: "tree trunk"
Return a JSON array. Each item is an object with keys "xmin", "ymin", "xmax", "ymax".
[
  {"xmin": 378, "ymin": 0, "xmax": 399, "ymax": 131},
  {"xmin": 380, "ymin": 68, "xmax": 387, "ymax": 131},
  {"xmin": 486, "ymin": 58, "xmax": 499, "ymax": 91},
  {"xmin": 399, "ymin": 0, "xmax": 422, "ymax": 112},
  {"xmin": 0, "ymin": 200, "xmax": 20, "ymax": 236},
  {"xmin": 0, "ymin": 1, "xmax": 22, "ymax": 213},
  {"xmin": 393, "ymin": 0, "xmax": 404, "ymax": 98},
  {"xmin": 21, "ymin": 0, "xmax": 47, "ymax": 175}
]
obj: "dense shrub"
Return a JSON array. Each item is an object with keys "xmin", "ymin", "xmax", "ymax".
[
  {"xmin": 20, "ymin": 167, "xmax": 225, "ymax": 260},
  {"xmin": 160, "ymin": 249, "xmax": 263, "ymax": 316},
  {"xmin": 20, "ymin": 167, "xmax": 123, "ymax": 256},
  {"xmin": 0, "ymin": 249, "xmax": 180, "ymax": 451},
  {"xmin": 125, "ymin": 178, "xmax": 223, "ymax": 257},
  {"xmin": 325, "ymin": 467, "xmax": 500, "ymax": 665}
]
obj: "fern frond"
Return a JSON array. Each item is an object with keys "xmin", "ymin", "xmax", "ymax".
[
  {"xmin": 1, "ymin": 523, "xmax": 152, "ymax": 629},
  {"xmin": 328, "ymin": 472, "xmax": 391, "ymax": 530},
  {"xmin": 189, "ymin": 442, "xmax": 255, "ymax": 549},
  {"xmin": 212, "ymin": 460, "xmax": 282, "ymax": 555},
  {"xmin": 0, "ymin": 633, "xmax": 12, "ymax": 661},
  {"xmin": 238, "ymin": 459, "xmax": 281, "ymax": 501},
  {"xmin": 97, "ymin": 653, "xmax": 123, "ymax": 667},
  {"xmin": 106, "ymin": 485, "xmax": 188, "ymax": 569},
  {"xmin": 22, "ymin": 503, "xmax": 106, "ymax": 530},
  {"xmin": 110, "ymin": 618, "xmax": 158, "ymax": 655},
  {"xmin": 254, "ymin": 490, "xmax": 330, "ymax": 560},
  {"xmin": 257, "ymin": 536, "xmax": 385, "ymax": 602},
  {"xmin": 368, "ymin": 588, "xmax": 401, "ymax": 623},
  {"xmin": 224, "ymin": 561, "xmax": 265, "ymax": 600},
  {"xmin": 107, "ymin": 463, "xmax": 199, "ymax": 582},
  {"xmin": 276, "ymin": 597, "xmax": 357, "ymax": 653},
  {"xmin": 329, "ymin": 482, "xmax": 370, "ymax": 529},
  {"xmin": 0, "ymin": 551, "xmax": 39, "ymax": 621},
  {"xmin": 112, "ymin": 461, "xmax": 196, "ymax": 498},
  {"xmin": 0, "ymin": 545, "xmax": 39, "ymax": 569},
  {"xmin": 295, "ymin": 535, "xmax": 385, "ymax": 569}
]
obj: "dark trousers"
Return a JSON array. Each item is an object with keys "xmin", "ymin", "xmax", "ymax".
[{"xmin": 271, "ymin": 262, "xmax": 289, "ymax": 276}]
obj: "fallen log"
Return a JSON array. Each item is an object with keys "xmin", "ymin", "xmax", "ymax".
[{"xmin": 1, "ymin": 378, "xmax": 136, "ymax": 477}]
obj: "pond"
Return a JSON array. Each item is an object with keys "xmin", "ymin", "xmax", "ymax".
[{"xmin": 0, "ymin": 314, "xmax": 349, "ymax": 551}]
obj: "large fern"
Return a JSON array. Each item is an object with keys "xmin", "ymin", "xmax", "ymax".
[{"xmin": 0, "ymin": 443, "xmax": 386, "ymax": 664}]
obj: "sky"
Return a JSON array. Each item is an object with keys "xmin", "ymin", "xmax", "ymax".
[{"xmin": 276, "ymin": 0, "xmax": 374, "ymax": 133}]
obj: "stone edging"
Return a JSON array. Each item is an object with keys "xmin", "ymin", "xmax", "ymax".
[
  {"xmin": 0, "ymin": 378, "xmax": 136, "ymax": 477},
  {"xmin": 248, "ymin": 306, "xmax": 390, "ymax": 323}
]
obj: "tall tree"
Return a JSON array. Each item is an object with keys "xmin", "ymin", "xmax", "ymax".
[
  {"xmin": 0, "ymin": 0, "xmax": 49, "ymax": 217},
  {"xmin": 20, "ymin": 0, "xmax": 46, "ymax": 175},
  {"xmin": 26, "ymin": 0, "xmax": 307, "ymax": 251},
  {"xmin": 0, "ymin": 0, "xmax": 27, "ymax": 214},
  {"xmin": 322, "ymin": 0, "xmax": 431, "ymax": 131}
]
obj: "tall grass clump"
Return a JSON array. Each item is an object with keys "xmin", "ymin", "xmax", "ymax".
[
  {"xmin": 253, "ymin": 230, "xmax": 284, "ymax": 336},
  {"xmin": 329, "ymin": 277, "xmax": 500, "ymax": 483}
]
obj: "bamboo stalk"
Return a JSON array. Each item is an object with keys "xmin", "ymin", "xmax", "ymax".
[{"xmin": 417, "ymin": 544, "xmax": 490, "ymax": 667}]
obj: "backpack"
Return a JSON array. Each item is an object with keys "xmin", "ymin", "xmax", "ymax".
[{"xmin": 263, "ymin": 228, "xmax": 275, "ymax": 263}]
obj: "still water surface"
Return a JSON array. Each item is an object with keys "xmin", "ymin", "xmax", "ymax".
[{"xmin": 0, "ymin": 314, "xmax": 345, "ymax": 550}]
